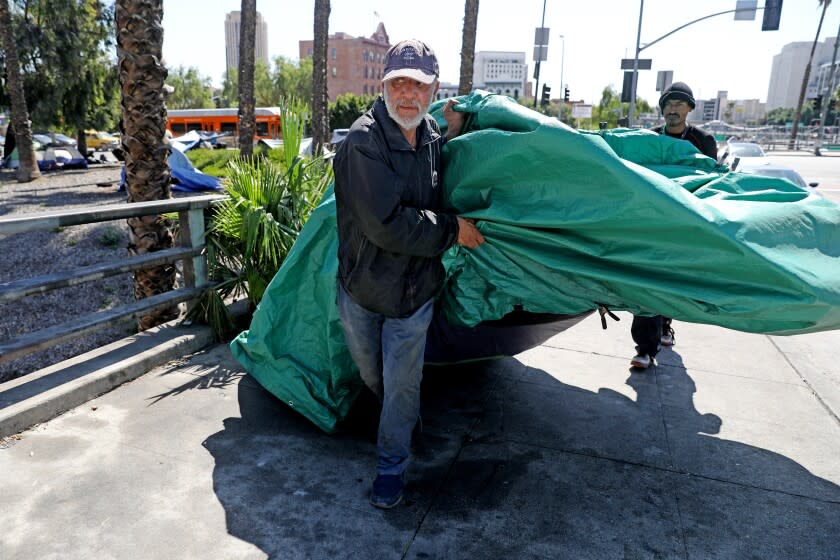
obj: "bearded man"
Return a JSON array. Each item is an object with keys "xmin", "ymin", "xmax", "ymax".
[{"xmin": 333, "ymin": 39, "xmax": 484, "ymax": 509}]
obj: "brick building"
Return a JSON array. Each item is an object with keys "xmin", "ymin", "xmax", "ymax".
[{"xmin": 299, "ymin": 23, "xmax": 391, "ymax": 100}]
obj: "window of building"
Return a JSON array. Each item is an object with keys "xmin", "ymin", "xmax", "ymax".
[
  {"xmin": 364, "ymin": 66, "xmax": 368, "ymax": 79},
  {"xmin": 331, "ymin": 48, "xmax": 337, "ymax": 60},
  {"xmin": 307, "ymin": 48, "xmax": 313, "ymax": 57},
  {"xmin": 332, "ymin": 66, "xmax": 337, "ymax": 77},
  {"xmin": 364, "ymin": 84, "xmax": 368, "ymax": 95}
]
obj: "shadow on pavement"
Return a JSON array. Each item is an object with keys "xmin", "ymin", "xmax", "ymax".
[{"xmin": 203, "ymin": 351, "xmax": 840, "ymax": 559}]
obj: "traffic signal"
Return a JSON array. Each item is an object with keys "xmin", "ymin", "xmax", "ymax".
[
  {"xmin": 814, "ymin": 95, "xmax": 823, "ymax": 113},
  {"xmin": 564, "ymin": 87, "xmax": 570, "ymax": 103},
  {"xmin": 541, "ymin": 84, "xmax": 551, "ymax": 107},
  {"xmin": 762, "ymin": 0, "xmax": 783, "ymax": 31}
]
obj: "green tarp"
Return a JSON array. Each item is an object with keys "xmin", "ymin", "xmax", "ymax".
[{"xmin": 231, "ymin": 90, "xmax": 840, "ymax": 433}]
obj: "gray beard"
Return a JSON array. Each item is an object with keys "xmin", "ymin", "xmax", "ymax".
[{"xmin": 383, "ymin": 89, "xmax": 431, "ymax": 131}]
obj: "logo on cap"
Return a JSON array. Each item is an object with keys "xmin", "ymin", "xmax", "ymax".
[{"xmin": 383, "ymin": 39, "xmax": 439, "ymax": 84}]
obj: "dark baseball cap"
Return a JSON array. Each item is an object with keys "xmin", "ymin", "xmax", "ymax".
[
  {"xmin": 659, "ymin": 81, "xmax": 696, "ymax": 110},
  {"xmin": 382, "ymin": 39, "xmax": 439, "ymax": 85}
]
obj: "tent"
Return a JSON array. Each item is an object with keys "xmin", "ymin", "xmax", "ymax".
[
  {"xmin": 118, "ymin": 142, "xmax": 222, "ymax": 192},
  {"xmin": 230, "ymin": 90, "xmax": 840, "ymax": 433},
  {"xmin": 171, "ymin": 130, "xmax": 229, "ymax": 152},
  {"xmin": 52, "ymin": 146, "xmax": 88, "ymax": 169},
  {"xmin": 4, "ymin": 145, "xmax": 59, "ymax": 171}
]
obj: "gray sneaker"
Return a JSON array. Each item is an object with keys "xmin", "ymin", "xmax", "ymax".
[{"xmin": 630, "ymin": 353, "xmax": 653, "ymax": 369}]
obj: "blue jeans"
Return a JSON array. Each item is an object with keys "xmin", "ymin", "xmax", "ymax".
[{"xmin": 338, "ymin": 284, "xmax": 434, "ymax": 476}]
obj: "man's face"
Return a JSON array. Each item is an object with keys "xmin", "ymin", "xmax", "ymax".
[
  {"xmin": 382, "ymin": 77, "xmax": 438, "ymax": 131},
  {"xmin": 662, "ymin": 99, "xmax": 691, "ymax": 129}
]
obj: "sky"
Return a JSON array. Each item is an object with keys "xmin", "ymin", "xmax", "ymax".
[{"xmin": 161, "ymin": 0, "xmax": 840, "ymax": 106}]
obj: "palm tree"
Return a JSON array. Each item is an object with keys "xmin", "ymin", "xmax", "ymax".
[
  {"xmin": 0, "ymin": 0, "xmax": 41, "ymax": 182},
  {"xmin": 458, "ymin": 0, "xmax": 479, "ymax": 95},
  {"xmin": 311, "ymin": 0, "xmax": 330, "ymax": 155},
  {"xmin": 238, "ymin": 0, "xmax": 256, "ymax": 158},
  {"xmin": 789, "ymin": 0, "xmax": 832, "ymax": 148},
  {"xmin": 115, "ymin": 0, "xmax": 177, "ymax": 331}
]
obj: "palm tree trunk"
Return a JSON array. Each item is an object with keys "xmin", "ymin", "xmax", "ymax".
[
  {"xmin": 0, "ymin": 0, "xmax": 41, "ymax": 183},
  {"xmin": 311, "ymin": 0, "xmax": 330, "ymax": 155},
  {"xmin": 116, "ymin": 0, "xmax": 177, "ymax": 331},
  {"xmin": 789, "ymin": 0, "xmax": 831, "ymax": 149},
  {"xmin": 238, "ymin": 0, "xmax": 256, "ymax": 158},
  {"xmin": 458, "ymin": 0, "xmax": 480, "ymax": 96}
]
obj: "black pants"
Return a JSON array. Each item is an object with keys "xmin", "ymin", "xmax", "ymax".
[{"xmin": 631, "ymin": 315, "xmax": 671, "ymax": 357}]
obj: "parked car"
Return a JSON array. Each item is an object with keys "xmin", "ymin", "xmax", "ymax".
[
  {"xmin": 718, "ymin": 141, "xmax": 765, "ymax": 164},
  {"xmin": 34, "ymin": 131, "xmax": 77, "ymax": 147},
  {"xmin": 734, "ymin": 159, "xmax": 819, "ymax": 193},
  {"xmin": 52, "ymin": 133, "xmax": 78, "ymax": 147},
  {"xmin": 85, "ymin": 130, "xmax": 119, "ymax": 151}
]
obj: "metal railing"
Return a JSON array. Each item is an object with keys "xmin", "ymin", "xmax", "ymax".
[{"xmin": 0, "ymin": 194, "xmax": 226, "ymax": 366}]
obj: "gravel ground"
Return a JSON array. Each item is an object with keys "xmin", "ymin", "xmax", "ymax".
[{"xmin": 0, "ymin": 163, "xmax": 196, "ymax": 382}]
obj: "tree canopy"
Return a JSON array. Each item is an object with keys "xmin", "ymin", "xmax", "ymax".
[
  {"xmin": 219, "ymin": 56, "xmax": 313, "ymax": 109},
  {"xmin": 0, "ymin": 0, "xmax": 119, "ymax": 135},
  {"xmin": 165, "ymin": 66, "xmax": 214, "ymax": 109},
  {"xmin": 328, "ymin": 92, "xmax": 376, "ymax": 129}
]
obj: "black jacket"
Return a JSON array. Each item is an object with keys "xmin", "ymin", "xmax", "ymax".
[
  {"xmin": 334, "ymin": 97, "xmax": 459, "ymax": 317},
  {"xmin": 653, "ymin": 124, "xmax": 718, "ymax": 160}
]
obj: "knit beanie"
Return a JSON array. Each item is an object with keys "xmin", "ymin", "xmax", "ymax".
[{"xmin": 658, "ymin": 82, "xmax": 696, "ymax": 110}]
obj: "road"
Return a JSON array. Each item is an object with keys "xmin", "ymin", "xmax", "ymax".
[{"xmin": 764, "ymin": 150, "xmax": 840, "ymax": 205}]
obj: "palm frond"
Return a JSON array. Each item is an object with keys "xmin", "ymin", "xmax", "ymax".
[{"xmin": 188, "ymin": 104, "xmax": 333, "ymax": 339}]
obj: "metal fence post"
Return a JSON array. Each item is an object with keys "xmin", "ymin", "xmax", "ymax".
[{"xmin": 179, "ymin": 207, "xmax": 208, "ymax": 291}]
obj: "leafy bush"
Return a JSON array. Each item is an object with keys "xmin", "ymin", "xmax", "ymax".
[{"xmin": 97, "ymin": 225, "xmax": 124, "ymax": 248}]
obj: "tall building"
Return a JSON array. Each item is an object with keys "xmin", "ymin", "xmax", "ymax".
[
  {"xmin": 472, "ymin": 51, "xmax": 527, "ymax": 99},
  {"xmin": 814, "ymin": 57, "xmax": 840, "ymax": 105},
  {"xmin": 299, "ymin": 23, "xmax": 391, "ymax": 100},
  {"xmin": 766, "ymin": 37, "xmax": 838, "ymax": 110},
  {"xmin": 225, "ymin": 11, "xmax": 269, "ymax": 76},
  {"xmin": 688, "ymin": 90, "xmax": 765, "ymax": 125}
]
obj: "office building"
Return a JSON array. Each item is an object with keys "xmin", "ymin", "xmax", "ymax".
[
  {"xmin": 472, "ymin": 51, "xmax": 528, "ymax": 99},
  {"xmin": 766, "ymin": 37, "xmax": 838, "ymax": 110},
  {"xmin": 225, "ymin": 11, "xmax": 269, "ymax": 76}
]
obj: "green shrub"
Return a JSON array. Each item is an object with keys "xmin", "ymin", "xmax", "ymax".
[{"xmin": 98, "ymin": 225, "xmax": 124, "ymax": 248}]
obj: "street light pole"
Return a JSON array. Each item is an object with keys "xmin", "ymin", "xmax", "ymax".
[
  {"xmin": 533, "ymin": 0, "xmax": 547, "ymax": 109},
  {"xmin": 559, "ymin": 34, "xmax": 565, "ymax": 120},
  {"xmin": 628, "ymin": 0, "xmax": 644, "ymax": 128}
]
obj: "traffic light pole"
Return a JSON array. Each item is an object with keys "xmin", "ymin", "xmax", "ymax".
[{"xmin": 627, "ymin": 3, "xmax": 772, "ymax": 127}]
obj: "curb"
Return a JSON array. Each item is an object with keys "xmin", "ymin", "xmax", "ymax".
[{"xmin": 0, "ymin": 311, "xmax": 240, "ymax": 438}]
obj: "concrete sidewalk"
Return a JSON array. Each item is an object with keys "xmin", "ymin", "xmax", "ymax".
[{"xmin": 1, "ymin": 313, "xmax": 838, "ymax": 559}]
